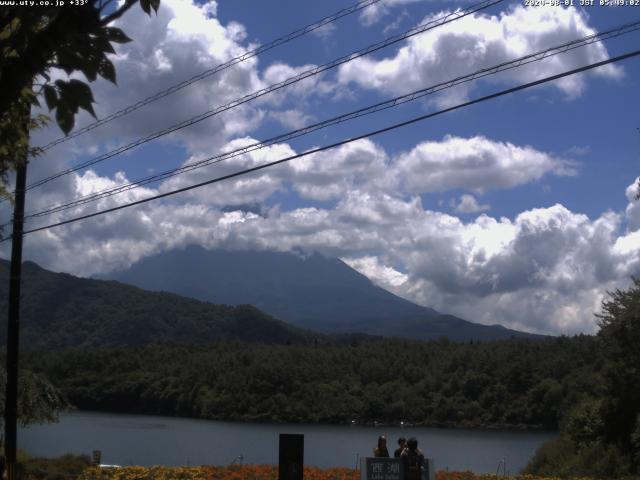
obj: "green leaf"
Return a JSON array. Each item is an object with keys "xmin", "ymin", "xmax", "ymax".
[
  {"xmin": 94, "ymin": 33, "xmax": 116, "ymax": 55},
  {"xmin": 43, "ymin": 85, "xmax": 58, "ymax": 111},
  {"xmin": 55, "ymin": 48, "xmax": 79, "ymax": 74},
  {"xmin": 80, "ymin": 54, "xmax": 99, "ymax": 82},
  {"xmin": 140, "ymin": 0, "xmax": 151, "ymax": 15},
  {"xmin": 98, "ymin": 58, "xmax": 117, "ymax": 84},
  {"xmin": 103, "ymin": 26, "xmax": 132, "ymax": 44},
  {"xmin": 65, "ymin": 79, "xmax": 96, "ymax": 118},
  {"xmin": 56, "ymin": 106, "xmax": 74, "ymax": 136}
]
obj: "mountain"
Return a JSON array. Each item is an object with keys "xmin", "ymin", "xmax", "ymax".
[
  {"xmin": 104, "ymin": 246, "xmax": 542, "ymax": 341},
  {"xmin": 0, "ymin": 259, "xmax": 320, "ymax": 349}
]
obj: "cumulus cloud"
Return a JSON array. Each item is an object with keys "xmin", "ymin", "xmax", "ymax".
[
  {"xmin": 342, "ymin": 256, "xmax": 409, "ymax": 288},
  {"xmin": 359, "ymin": 0, "xmax": 424, "ymax": 26},
  {"xmin": 6, "ymin": 2, "xmax": 638, "ymax": 339},
  {"xmin": 392, "ymin": 135, "xmax": 575, "ymax": 194},
  {"xmin": 10, "ymin": 174, "xmax": 640, "ymax": 336},
  {"xmin": 310, "ymin": 22, "xmax": 337, "ymax": 40},
  {"xmin": 26, "ymin": 0, "xmax": 328, "ymax": 174},
  {"xmin": 341, "ymin": 202, "xmax": 639, "ymax": 335},
  {"xmin": 289, "ymin": 140, "xmax": 390, "ymax": 201},
  {"xmin": 268, "ymin": 109, "xmax": 315, "ymax": 129},
  {"xmin": 341, "ymin": 5, "xmax": 622, "ymax": 102},
  {"xmin": 625, "ymin": 177, "xmax": 640, "ymax": 231},
  {"xmin": 452, "ymin": 194, "xmax": 490, "ymax": 213}
]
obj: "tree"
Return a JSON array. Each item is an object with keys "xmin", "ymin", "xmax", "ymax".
[
  {"xmin": 0, "ymin": 0, "xmax": 161, "ymax": 197},
  {"xmin": 596, "ymin": 276, "xmax": 640, "ymax": 471},
  {"xmin": 1, "ymin": 4, "xmax": 161, "ymax": 477},
  {"xmin": 0, "ymin": 367, "xmax": 69, "ymax": 426}
]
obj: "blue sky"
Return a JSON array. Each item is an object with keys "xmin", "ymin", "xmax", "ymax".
[{"xmin": 2, "ymin": 0, "xmax": 639, "ymax": 335}]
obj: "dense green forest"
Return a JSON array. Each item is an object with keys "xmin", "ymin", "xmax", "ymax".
[{"xmin": 26, "ymin": 336, "xmax": 602, "ymax": 429}]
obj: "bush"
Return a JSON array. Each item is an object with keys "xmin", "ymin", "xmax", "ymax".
[
  {"xmin": 524, "ymin": 435, "xmax": 633, "ymax": 478},
  {"xmin": 19, "ymin": 453, "xmax": 92, "ymax": 480}
]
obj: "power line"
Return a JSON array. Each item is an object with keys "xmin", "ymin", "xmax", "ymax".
[
  {"xmin": 23, "ymin": 0, "xmax": 503, "ymax": 193},
  {"xmin": 17, "ymin": 19, "xmax": 640, "ymax": 222},
  {"xmin": 7, "ymin": 48, "xmax": 639, "ymax": 241},
  {"xmin": 37, "ymin": 0, "xmax": 384, "ymax": 151}
]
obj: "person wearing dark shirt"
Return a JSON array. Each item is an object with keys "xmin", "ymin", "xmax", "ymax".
[
  {"xmin": 373, "ymin": 435, "xmax": 390, "ymax": 457},
  {"xmin": 394, "ymin": 437, "xmax": 407, "ymax": 457},
  {"xmin": 401, "ymin": 437, "xmax": 425, "ymax": 480}
]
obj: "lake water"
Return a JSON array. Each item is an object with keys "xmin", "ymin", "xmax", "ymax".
[{"xmin": 19, "ymin": 411, "xmax": 554, "ymax": 474}]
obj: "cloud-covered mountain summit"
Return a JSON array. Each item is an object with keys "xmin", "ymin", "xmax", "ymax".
[{"xmin": 104, "ymin": 246, "xmax": 542, "ymax": 341}]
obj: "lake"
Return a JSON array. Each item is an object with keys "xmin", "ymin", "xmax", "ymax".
[{"xmin": 19, "ymin": 411, "xmax": 554, "ymax": 474}]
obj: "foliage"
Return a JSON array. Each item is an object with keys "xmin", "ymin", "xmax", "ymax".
[
  {"xmin": 527, "ymin": 278, "xmax": 640, "ymax": 477},
  {"xmin": 25, "ymin": 336, "xmax": 603, "ymax": 429},
  {"xmin": 0, "ymin": 363, "xmax": 69, "ymax": 426},
  {"xmin": 72, "ymin": 465, "xmax": 640, "ymax": 480},
  {"xmin": 77, "ymin": 465, "xmax": 360, "ymax": 480},
  {"xmin": 0, "ymin": 0, "xmax": 160, "ymax": 134},
  {"xmin": 19, "ymin": 453, "xmax": 91, "ymax": 480},
  {"xmin": 524, "ymin": 435, "xmax": 633, "ymax": 478},
  {"xmin": 0, "ymin": 92, "xmax": 48, "ymax": 201},
  {"xmin": 0, "ymin": 260, "xmax": 317, "ymax": 349},
  {"xmin": 0, "ymin": 0, "xmax": 161, "ymax": 201},
  {"xmin": 596, "ymin": 278, "xmax": 640, "ymax": 454}
]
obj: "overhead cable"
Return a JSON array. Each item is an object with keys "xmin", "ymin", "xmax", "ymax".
[
  {"xmin": 23, "ymin": 0, "xmax": 503, "ymax": 193},
  {"xmin": 38, "ymin": 0, "xmax": 385, "ymax": 151},
  {"xmin": 7, "ymin": 48, "xmax": 638, "ymax": 240},
  {"xmin": 18, "ymin": 19, "xmax": 640, "ymax": 221}
]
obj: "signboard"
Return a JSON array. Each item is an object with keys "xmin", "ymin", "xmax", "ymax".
[
  {"xmin": 360, "ymin": 457, "xmax": 435, "ymax": 480},
  {"xmin": 361, "ymin": 458, "xmax": 403, "ymax": 480}
]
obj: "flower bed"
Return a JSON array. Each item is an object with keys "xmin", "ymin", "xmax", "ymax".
[
  {"xmin": 77, "ymin": 465, "xmax": 359, "ymax": 480},
  {"xmin": 74, "ymin": 466, "xmax": 616, "ymax": 480}
]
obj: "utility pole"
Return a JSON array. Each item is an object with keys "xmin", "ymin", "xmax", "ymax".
[{"xmin": 4, "ymin": 101, "xmax": 30, "ymax": 480}]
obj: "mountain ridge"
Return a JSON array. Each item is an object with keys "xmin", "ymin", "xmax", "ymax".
[
  {"xmin": 104, "ymin": 246, "xmax": 544, "ymax": 341},
  {"xmin": 0, "ymin": 259, "xmax": 322, "ymax": 349}
]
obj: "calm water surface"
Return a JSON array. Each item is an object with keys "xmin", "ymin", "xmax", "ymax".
[{"xmin": 19, "ymin": 411, "xmax": 554, "ymax": 474}]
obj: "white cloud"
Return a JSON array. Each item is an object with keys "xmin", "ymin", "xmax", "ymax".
[
  {"xmin": 5, "ymin": 2, "xmax": 637, "ymax": 339},
  {"xmin": 567, "ymin": 145, "xmax": 591, "ymax": 156},
  {"xmin": 158, "ymin": 137, "xmax": 296, "ymax": 206},
  {"xmin": 625, "ymin": 176, "xmax": 640, "ymax": 231},
  {"xmin": 289, "ymin": 139, "xmax": 390, "ymax": 201},
  {"xmin": 342, "ymin": 256, "xmax": 409, "ymax": 288},
  {"xmin": 341, "ymin": 5, "xmax": 622, "ymax": 102},
  {"xmin": 310, "ymin": 22, "xmax": 337, "ymax": 39},
  {"xmin": 260, "ymin": 63, "xmax": 333, "ymax": 106},
  {"xmin": 12, "ymin": 178, "xmax": 640, "ymax": 337},
  {"xmin": 393, "ymin": 135, "xmax": 575, "ymax": 194},
  {"xmin": 453, "ymin": 194, "xmax": 490, "ymax": 213},
  {"xmin": 359, "ymin": 0, "xmax": 424, "ymax": 26},
  {"xmin": 26, "ymin": 0, "xmax": 298, "ymax": 168},
  {"xmin": 268, "ymin": 109, "xmax": 315, "ymax": 129}
]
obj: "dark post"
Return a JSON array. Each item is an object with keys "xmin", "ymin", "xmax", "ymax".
[
  {"xmin": 278, "ymin": 433, "xmax": 304, "ymax": 480},
  {"xmin": 4, "ymin": 102, "xmax": 30, "ymax": 480}
]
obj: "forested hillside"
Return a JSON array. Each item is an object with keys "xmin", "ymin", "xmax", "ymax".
[
  {"xmin": 0, "ymin": 260, "xmax": 318, "ymax": 348},
  {"xmin": 26, "ymin": 336, "xmax": 601, "ymax": 429}
]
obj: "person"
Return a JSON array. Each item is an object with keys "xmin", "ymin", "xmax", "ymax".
[
  {"xmin": 373, "ymin": 435, "xmax": 389, "ymax": 457},
  {"xmin": 394, "ymin": 436, "xmax": 406, "ymax": 457},
  {"xmin": 401, "ymin": 437, "xmax": 424, "ymax": 480}
]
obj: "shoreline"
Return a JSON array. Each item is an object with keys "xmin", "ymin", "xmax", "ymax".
[{"xmin": 58, "ymin": 408, "xmax": 557, "ymax": 434}]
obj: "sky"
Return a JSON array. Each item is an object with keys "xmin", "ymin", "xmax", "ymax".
[{"xmin": 2, "ymin": 0, "xmax": 639, "ymax": 336}]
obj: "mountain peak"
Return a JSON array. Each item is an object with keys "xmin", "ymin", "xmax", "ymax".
[{"xmin": 106, "ymin": 246, "xmax": 542, "ymax": 341}]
